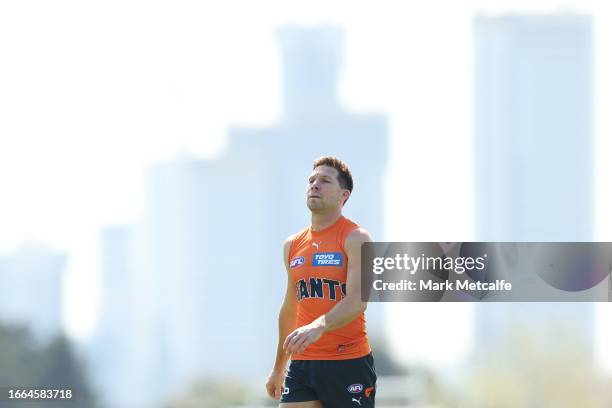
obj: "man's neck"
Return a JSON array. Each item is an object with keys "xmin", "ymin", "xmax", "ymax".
[{"xmin": 311, "ymin": 210, "xmax": 343, "ymax": 232}]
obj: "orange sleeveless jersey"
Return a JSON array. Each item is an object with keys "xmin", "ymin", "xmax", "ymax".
[{"xmin": 287, "ymin": 216, "xmax": 371, "ymax": 360}]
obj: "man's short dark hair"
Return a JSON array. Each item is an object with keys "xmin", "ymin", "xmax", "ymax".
[{"xmin": 313, "ymin": 156, "xmax": 353, "ymax": 195}]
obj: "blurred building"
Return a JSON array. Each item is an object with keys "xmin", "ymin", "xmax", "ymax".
[
  {"xmin": 473, "ymin": 14, "xmax": 594, "ymax": 358},
  {"xmin": 0, "ymin": 243, "xmax": 66, "ymax": 343},
  {"xmin": 90, "ymin": 226, "xmax": 145, "ymax": 407},
  {"xmin": 91, "ymin": 26, "xmax": 388, "ymax": 407},
  {"xmin": 475, "ymin": 14, "xmax": 592, "ymax": 241}
]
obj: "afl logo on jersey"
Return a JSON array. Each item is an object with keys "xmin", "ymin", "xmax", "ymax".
[
  {"xmin": 347, "ymin": 384, "xmax": 363, "ymax": 394},
  {"xmin": 312, "ymin": 252, "xmax": 343, "ymax": 266},
  {"xmin": 290, "ymin": 256, "xmax": 305, "ymax": 269}
]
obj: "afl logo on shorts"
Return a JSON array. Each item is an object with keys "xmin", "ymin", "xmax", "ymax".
[
  {"xmin": 347, "ymin": 384, "xmax": 363, "ymax": 394},
  {"xmin": 290, "ymin": 256, "xmax": 305, "ymax": 269}
]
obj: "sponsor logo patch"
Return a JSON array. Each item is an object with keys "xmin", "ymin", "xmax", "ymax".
[
  {"xmin": 347, "ymin": 384, "xmax": 363, "ymax": 394},
  {"xmin": 290, "ymin": 256, "xmax": 305, "ymax": 269},
  {"xmin": 337, "ymin": 342, "xmax": 356, "ymax": 353},
  {"xmin": 312, "ymin": 252, "xmax": 343, "ymax": 266}
]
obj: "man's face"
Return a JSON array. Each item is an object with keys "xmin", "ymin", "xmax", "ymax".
[{"xmin": 306, "ymin": 165, "xmax": 349, "ymax": 212}]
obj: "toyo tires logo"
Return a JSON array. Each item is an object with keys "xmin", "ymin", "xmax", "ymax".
[{"xmin": 312, "ymin": 252, "xmax": 343, "ymax": 266}]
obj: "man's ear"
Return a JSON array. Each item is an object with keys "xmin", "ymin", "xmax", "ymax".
[{"xmin": 342, "ymin": 190, "xmax": 351, "ymax": 205}]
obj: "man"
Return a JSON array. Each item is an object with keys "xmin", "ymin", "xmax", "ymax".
[{"xmin": 266, "ymin": 156, "xmax": 377, "ymax": 407}]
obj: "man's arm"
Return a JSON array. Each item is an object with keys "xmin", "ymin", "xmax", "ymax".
[
  {"xmin": 265, "ymin": 237, "xmax": 296, "ymax": 400},
  {"xmin": 284, "ymin": 228, "xmax": 372, "ymax": 355}
]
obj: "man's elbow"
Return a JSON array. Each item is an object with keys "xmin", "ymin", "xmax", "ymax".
[
  {"xmin": 350, "ymin": 297, "xmax": 367, "ymax": 314},
  {"xmin": 345, "ymin": 293, "xmax": 367, "ymax": 314}
]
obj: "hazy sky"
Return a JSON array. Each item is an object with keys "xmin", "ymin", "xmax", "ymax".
[{"xmin": 1, "ymin": 0, "xmax": 611, "ymax": 371}]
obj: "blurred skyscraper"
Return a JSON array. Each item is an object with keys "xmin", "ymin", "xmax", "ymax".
[
  {"xmin": 91, "ymin": 26, "xmax": 387, "ymax": 407},
  {"xmin": 473, "ymin": 14, "xmax": 594, "ymax": 357},
  {"xmin": 0, "ymin": 243, "xmax": 66, "ymax": 343},
  {"xmin": 475, "ymin": 14, "xmax": 592, "ymax": 241},
  {"xmin": 90, "ymin": 227, "xmax": 144, "ymax": 407}
]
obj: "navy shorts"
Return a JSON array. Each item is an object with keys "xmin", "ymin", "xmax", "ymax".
[{"xmin": 280, "ymin": 353, "xmax": 377, "ymax": 407}]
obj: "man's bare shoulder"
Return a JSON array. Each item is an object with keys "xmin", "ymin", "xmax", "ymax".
[
  {"xmin": 283, "ymin": 235, "xmax": 294, "ymax": 247},
  {"xmin": 345, "ymin": 227, "xmax": 373, "ymax": 251},
  {"xmin": 283, "ymin": 232, "xmax": 303, "ymax": 267}
]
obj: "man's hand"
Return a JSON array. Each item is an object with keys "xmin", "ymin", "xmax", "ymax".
[
  {"xmin": 265, "ymin": 369, "xmax": 286, "ymax": 400},
  {"xmin": 283, "ymin": 320, "xmax": 325, "ymax": 355}
]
